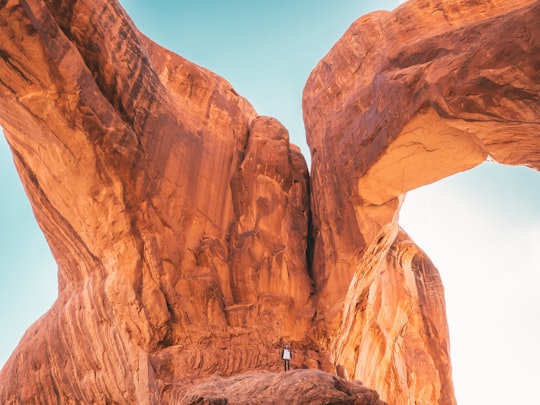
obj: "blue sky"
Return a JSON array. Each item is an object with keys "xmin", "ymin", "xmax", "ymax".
[
  {"xmin": 1, "ymin": 2, "xmax": 539, "ymax": 404},
  {"xmin": 401, "ymin": 163, "xmax": 540, "ymax": 404}
]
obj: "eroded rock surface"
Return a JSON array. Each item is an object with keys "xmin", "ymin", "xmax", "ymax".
[{"xmin": 0, "ymin": 0, "xmax": 539, "ymax": 404}]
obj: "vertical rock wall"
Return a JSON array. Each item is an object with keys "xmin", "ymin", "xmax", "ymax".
[{"xmin": 0, "ymin": 0, "xmax": 315, "ymax": 402}]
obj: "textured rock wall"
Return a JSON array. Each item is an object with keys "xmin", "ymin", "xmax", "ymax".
[
  {"xmin": 0, "ymin": 0, "xmax": 316, "ymax": 403},
  {"xmin": 303, "ymin": 0, "xmax": 540, "ymax": 403}
]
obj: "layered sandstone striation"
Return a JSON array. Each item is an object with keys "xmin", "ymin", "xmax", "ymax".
[{"xmin": 0, "ymin": 0, "xmax": 539, "ymax": 404}]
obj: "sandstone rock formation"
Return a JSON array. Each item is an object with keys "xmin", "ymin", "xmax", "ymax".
[
  {"xmin": 303, "ymin": 0, "xmax": 540, "ymax": 403},
  {"xmin": 0, "ymin": 0, "xmax": 318, "ymax": 402},
  {"xmin": 0, "ymin": 0, "xmax": 538, "ymax": 404}
]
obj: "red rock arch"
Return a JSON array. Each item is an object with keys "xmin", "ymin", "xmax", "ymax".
[{"xmin": 303, "ymin": 0, "xmax": 540, "ymax": 404}]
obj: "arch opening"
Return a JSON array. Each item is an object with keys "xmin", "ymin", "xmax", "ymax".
[{"xmin": 400, "ymin": 162, "xmax": 540, "ymax": 404}]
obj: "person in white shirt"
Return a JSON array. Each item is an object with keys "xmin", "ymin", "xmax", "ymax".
[{"xmin": 281, "ymin": 342, "xmax": 292, "ymax": 372}]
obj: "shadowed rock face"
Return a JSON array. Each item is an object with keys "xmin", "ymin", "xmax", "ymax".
[{"xmin": 0, "ymin": 0, "xmax": 538, "ymax": 404}]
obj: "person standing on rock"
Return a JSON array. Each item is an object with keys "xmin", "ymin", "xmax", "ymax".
[{"xmin": 281, "ymin": 342, "xmax": 292, "ymax": 372}]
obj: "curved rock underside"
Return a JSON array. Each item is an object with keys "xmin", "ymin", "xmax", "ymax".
[{"xmin": 0, "ymin": 0, "xmax": 538, "ymax": 404}]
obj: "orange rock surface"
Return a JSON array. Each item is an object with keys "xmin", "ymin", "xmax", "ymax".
[
  {"xmin": 0, "ymin": 0, "xmax": 317, "ymax": 402},
  {"xmin": 0, "ymin": 0, "xmax": 538, "ymax": 404}
]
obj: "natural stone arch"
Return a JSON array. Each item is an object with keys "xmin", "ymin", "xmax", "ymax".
[{"xmin": 303, "ymin": 0, "xmax": 540, "ymax": 404}]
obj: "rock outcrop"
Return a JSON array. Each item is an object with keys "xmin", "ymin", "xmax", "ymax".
[
  {"xmin": 0, "ymin": 0, "xmax": 538, "ymax": 404},
  {"xmin": 179, "ymin": 369, "xmax": 386, "ymax": 405}
]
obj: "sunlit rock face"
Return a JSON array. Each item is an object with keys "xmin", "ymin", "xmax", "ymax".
[
  {"xmin": 1, "ymin": 0, "xmax": 539, "ymax": 403},
  {"xmin": 304, "ymin": 0, "xmax": 540, "ymax": 403}
]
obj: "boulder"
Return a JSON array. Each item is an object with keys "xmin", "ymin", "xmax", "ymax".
[{"xmin": 304, "ymin": 0, "xmax": 539, "ymax": 403}]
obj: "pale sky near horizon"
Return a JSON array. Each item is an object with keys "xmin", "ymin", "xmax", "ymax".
[{"xmin": 1, "ymin": 2, "xmax": 539, "ymax": 404}]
